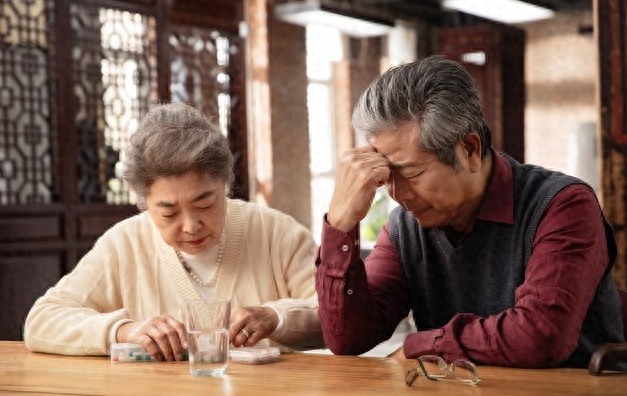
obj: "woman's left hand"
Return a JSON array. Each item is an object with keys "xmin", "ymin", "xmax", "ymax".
[{"xmin": 230, "ymin": 306, "xmax": 279, "ymax": 347}]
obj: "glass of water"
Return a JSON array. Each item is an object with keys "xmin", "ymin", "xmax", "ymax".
[{"xmin": 183, "ymin": 299, "xmax": 231, "ymax": 377}]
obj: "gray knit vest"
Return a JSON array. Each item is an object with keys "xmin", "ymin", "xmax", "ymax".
[{"xmin": 388, "ymin": 153, "xmax": 624, "ymax": 368}]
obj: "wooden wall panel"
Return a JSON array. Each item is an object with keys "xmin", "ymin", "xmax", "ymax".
[
  {"xmin": 0, "ymin": 216, "xmax": 61, "ymax": 240},
  {"xmin": 0, "ymin": 255, "xmax": 62, "ymax": 341},
  {"xmin": 438, "ymin": 24, "xmax": 525, "ymax": 164},
  {"xmin": 597, "ymin": 0, "xmax": 627, "ymax": 289}
]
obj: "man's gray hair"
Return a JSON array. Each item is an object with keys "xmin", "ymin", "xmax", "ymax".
[{"xmin": 352, "ymin": 55, "xmax": 492, "ymax": 168}]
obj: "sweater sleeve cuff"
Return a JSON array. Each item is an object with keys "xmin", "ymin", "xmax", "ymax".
[
  {"xmin": 262, "ymin": 302, "xmax": 285, "ymax": 338},
  {"xmin": 109, "ymin": 319, "xmax": 134, "ymax": 345}
]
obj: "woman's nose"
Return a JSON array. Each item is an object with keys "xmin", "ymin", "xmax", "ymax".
[{"xmin": 182, "ymin": 212, "xmax": 201, "ymax": 234}]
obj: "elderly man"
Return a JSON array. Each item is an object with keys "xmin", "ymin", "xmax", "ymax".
[{"xmin": 315, "ymin": 55, "xmax": 624, "ymax": 369}]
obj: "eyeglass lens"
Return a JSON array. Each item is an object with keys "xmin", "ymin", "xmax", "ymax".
[
  {"xmin": 418, "ymin": 355, "xmax": 480, "ymax": 384},
  {"xmin": 451, "ymin": 360, "xmax": 479, "ymax": 383}
]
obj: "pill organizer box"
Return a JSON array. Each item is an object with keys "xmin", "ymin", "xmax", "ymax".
[
  {"xmin": 110, "ymin": 343, "xmax": 153, "ymax": 363},
  {"xmin": 229, "ymin": 346, "xmax": 281, "ymax": 364}
]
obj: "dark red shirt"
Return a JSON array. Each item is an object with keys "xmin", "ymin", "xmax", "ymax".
[{"xmin": 316, "ymin": 151, "xmax": 610, "ymax": 367}]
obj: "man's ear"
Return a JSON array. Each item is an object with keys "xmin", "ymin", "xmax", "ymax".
[{"xmin": 461, "ymin": 133, "xmax": 482, "ymax": 172}]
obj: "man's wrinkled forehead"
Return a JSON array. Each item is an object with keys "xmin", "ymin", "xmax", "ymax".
[{"xmin": 368, "ymin": 130, "xmax": 432, "ymax": 172}]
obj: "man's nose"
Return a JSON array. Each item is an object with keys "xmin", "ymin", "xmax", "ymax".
[{"xmin": 387, "ymin": 175, "xmax": 414, "ymax": 207}]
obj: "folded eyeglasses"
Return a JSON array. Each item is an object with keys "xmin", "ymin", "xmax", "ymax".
[{"xmin": 406, "ymin": 355, "xmax": 481, "ymax": 386}]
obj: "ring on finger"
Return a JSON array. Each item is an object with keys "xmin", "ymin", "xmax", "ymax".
[{"xmin": 240, "ymin": 328, "xmax": 250, "ymax": 338}]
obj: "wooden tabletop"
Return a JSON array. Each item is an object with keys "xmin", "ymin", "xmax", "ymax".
[{"xmin": 0, "ymin": 341, "xmax": 624, "ymax": 395}]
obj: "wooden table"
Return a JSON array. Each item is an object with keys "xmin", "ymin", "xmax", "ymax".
[{"xmin": 1, "ymin": 341, "xmax": 625, "ymax": 395}]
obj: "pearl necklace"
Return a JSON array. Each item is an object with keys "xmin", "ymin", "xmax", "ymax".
[{"xmin": 176, "ymin": 231, "xmax": 226, "ymax": 286}]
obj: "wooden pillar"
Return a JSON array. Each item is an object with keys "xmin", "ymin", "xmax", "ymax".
[{"xmin": 597, "ymin": 0, "xmax": 627, "ymax": 289}]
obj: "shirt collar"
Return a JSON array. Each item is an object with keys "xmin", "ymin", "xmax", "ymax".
[{"xmin": 475, "ymin": 147, "xmax": 514, "ymax": 225}]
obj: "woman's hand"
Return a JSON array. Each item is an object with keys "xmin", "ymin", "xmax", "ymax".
[
  {"xmin": 116, "ymin": 314, "xmax": 187, "ymax": 361},
  {"xmin": 230, "ymin": 306, "xmax": 279, "ymax": 347}
]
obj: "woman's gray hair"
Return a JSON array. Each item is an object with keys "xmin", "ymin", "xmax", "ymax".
[
  {"xmin": 123, "ymin": 102, "xmax": 234, "ymax": 210},
  {"xmin": 352, "ymin": 55, "xmax": 492, "ymax": 168}
]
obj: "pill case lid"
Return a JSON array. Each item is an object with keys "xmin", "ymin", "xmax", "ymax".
[
  {"xmin": 229, "ymin": 346, "xmax": 281, "ymax": 364},
  {"xmin": 110, "ymin": 343, "xmax": 152, "ymax": 363}
]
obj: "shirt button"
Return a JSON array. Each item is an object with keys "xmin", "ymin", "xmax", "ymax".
[
  {"xmin": 341, "ymin": 244, "xmax": 349, "ymax": 252},
  {"xmin": 346, "ymin": 289, "xmax": 353, "ymax": 295}
]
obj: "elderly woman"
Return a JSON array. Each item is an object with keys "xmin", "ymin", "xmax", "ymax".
[{"xmin": 24, "ymin": 103, "xmax": 323, "ymax": 361}]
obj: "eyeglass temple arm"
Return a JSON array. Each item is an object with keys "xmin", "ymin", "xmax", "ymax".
[{"xmin": 588, "ymin": 343, "xmax": 627, "ymax": 375}]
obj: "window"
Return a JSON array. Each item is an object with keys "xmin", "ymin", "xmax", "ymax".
[
  {"xmin": 305, "ymin": 24, "xmax": 397, "ymax": 248},
  {"xmin": 306, "ymin": 25, "xmax": 341, "ymax": 244}
]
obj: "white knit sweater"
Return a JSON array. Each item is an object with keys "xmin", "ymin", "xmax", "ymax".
[{"xmin": 24, "ymin": 199, "xmax": 323, "ymax": 355}]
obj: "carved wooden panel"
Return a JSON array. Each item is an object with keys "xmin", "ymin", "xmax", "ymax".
[
  {"xmin": 0, "ymin": 0, "xmax": 246, "ymax": 340},
  {"xmin": 71, "ymin": 3, "xmax": 159, "ymax": 204},
  {"xmin": 0, "ymin": 0, "xmax": 56, "ymax": 205}
]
